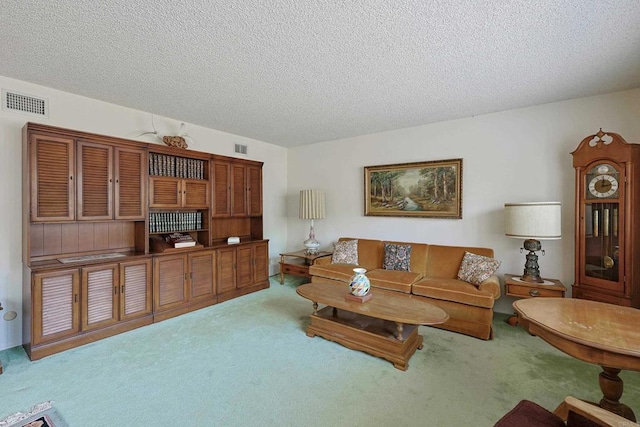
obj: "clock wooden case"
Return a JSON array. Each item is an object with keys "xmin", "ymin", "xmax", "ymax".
[{"xmin": 572, "ymin": 129, "xmax": 640, "ymax": 307}]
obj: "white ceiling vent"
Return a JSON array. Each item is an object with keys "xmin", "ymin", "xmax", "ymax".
[
  {"xmin": 2, "ymin": 89, "xmax": 49, "ymax": 117},
  {"xmin": 234, "ymin": 143, "xmax": 248, "ymax": 155}
]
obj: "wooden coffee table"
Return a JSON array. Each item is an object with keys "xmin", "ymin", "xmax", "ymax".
[
  {"xmin": 514, "ymin": 297, "xmax": 640, "ymax": 421},
  {"xmin": 296, "ymin": 282, "xmax": 448, "ymax": 370}
]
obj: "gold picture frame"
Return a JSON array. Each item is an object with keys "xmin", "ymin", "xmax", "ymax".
[{"xmin": 364, "ymin": 158, "xmax": 462, "ymax": 218}]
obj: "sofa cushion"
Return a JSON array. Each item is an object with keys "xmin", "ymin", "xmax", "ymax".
[
  {"xmin": 425, "ymin": 245, "xmax": 495, "ymax": 279},
  {"xmin": 383, "ymin": 243, "xmax": 412, "ymax": 271},
  {"xmin": 385, "ymin": 240, "xmax": 429, "ymax": 276},
  {"xmin": 339, "ymin": 238, "xmax": 385, "ymax": 270},
  {"xmin": 366, "ymin": 269, "xmax": 422, "ymax": 293},
  {"xmin": 412, "ymin": 277, "xmax": 495, "ymax": 308},
  {"xmin": 457, "ymin": 251, "xmax": 501, "ymax": 286},
  {"xmin": 309, "ymin": 263, "xmax": 362, "ymax": 283},
  {"xmin": 332, "ymin": 239, "xmax": 358, "ymax": 264}
]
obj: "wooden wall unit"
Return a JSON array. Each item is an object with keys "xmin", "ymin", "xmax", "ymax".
[{"xmin": 22, "ymin": 122, "xmax": 268, "ymax": 360}]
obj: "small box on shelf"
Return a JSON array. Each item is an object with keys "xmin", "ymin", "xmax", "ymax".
[
  {"xmin": 149, "ymin": 235, "xmax": 203, "ymax": 253},
  {"xmin": 165, "ymin": 232, "xmax": 196, "ymax": 248}
]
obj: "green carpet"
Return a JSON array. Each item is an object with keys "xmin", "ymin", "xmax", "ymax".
[{"xmin": 1, "ymin": 275, "xmax": 638, "ymax": 426}]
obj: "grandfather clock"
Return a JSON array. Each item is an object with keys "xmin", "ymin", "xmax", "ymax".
[{"xmin": 572, "ymin": 129, "xmax": 640, "ymax": 307}]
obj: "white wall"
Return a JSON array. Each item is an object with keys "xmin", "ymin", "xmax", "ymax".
[
  {"xmin": 286, "ymin": 88, "xmax": 640, "ymax": 315},
  {"xmin": 2, "ymin": 76, "xmax": 639, "ymax": 351},
  {"xmin": 0, "ymin": 75, "xmax": 289, "ymax": 351}
]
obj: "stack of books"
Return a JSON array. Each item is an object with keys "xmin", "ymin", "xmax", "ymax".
[{"xmin": 165, "ymin": 232, "xmax": 196, "ymax": 248}]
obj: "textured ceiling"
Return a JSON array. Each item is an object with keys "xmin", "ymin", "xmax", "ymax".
[{"xmin": 1, "ymin": 1, "xmax": 639, "ymax": 147}]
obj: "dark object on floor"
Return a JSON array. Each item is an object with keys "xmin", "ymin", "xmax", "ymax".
[
  {"xmin": 0, "ymin": 401, "xmax": 68, "ymax": 426},
  {"xmin": 494, "ymin": 396, "xmax": 639, "ymax": 426}
]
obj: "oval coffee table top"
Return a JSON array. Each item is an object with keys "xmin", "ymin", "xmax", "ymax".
[
  {"xmin": 514, "ymin": 297, "xmax": 640, "ymax": 364},
  {"xmin": 297, "ymin": 282, "xmax": 449, "ymax": 326}
]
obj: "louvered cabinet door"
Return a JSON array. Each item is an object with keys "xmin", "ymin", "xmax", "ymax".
[
  {"xmin": 236, "ymin": 245, "xmax": 254, "ymax": 288},
  {"xmin": 215, "ymin": 247, "xmax": 237, "ymax": 293},
  {"xmin": 120, "ymin": 259, "xmax": 152, "ymax": 320},
  {"xmin": 212, "ymin": 161, "xmax": 231, "ymax": 217},
  {"xmin": 153, "ymin": 255, "xmax": 188, "ymax": 311},
  {"xmin": 247, "ymin": 165, "xmax": 263, "ymax": 217},
  {"xmin": 252, "ymin": 241, "xmax": 269, "ymax": 284},
  {"xmin": 183, "ymin": 179, "xmax": 210, "ymax": 209},
  {"xmin": 189, "ymin": 250, "xmax": 215, "ymax": 302},
  {"xmin": 81, "ymin": 264, "xmax": 119, "ymax": 331},
  {"xmin": 115, "ymin": 147, "xmax": 146, "ymax": 220},
  {"xmin": 32, "ymin": 269, "xmax": 80, "ymax": 346},
  {"xmin": 231, "ymin": 163, "xmax": 248, "ymax": 216},
  {"xmin": 29, "ymin": 133, "xmax": 75, "ymax": 222},
  {"xmin": 77, "ymin": 141, "xmax": 113, "ymax": 220},
  {"xmin": 149, "ymin": 177, "xmax": 181, "ymax": 208}
]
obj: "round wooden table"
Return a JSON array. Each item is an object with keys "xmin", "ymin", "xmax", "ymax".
[{"xmin": 514, "ymin": 297, "xmax": 640, "ymax": 421}]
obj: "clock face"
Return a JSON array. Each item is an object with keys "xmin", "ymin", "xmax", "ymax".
[
  {"xmin": 588, "ymin": 174, "xmax": 619, "ymax": 198},
  {"xmin": 586, "ymin": 163, "xmax": 620, "ymax": 199}
]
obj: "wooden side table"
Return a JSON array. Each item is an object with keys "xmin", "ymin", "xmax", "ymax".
[
  {"xmin": 504, "ymin": 273, "xmax": 566, "ymax": 326},
  {"xmin": 279, "ymin": 250, "xmax": 333, "ymax": 284}
]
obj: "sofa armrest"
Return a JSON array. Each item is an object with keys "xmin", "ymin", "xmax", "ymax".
[
  {"xmin": 478, "ymin": 275, "xmax": 501, "ymax": 300},
  {"xmin": 554, "ymin": 396, "xmax": 639, "ymax": 426},
  {"xmin": 313, "ymin": 255, "xmax": 332, "ymax": 266}
]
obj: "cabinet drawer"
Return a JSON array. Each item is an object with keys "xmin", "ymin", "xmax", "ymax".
[
  {"xmin": 282, "ymin": 263, "xmax": 309, "ymax": 277},
  {"xmin": 506, "ymin": 283, "xmax": 565, "ymax": 298}
]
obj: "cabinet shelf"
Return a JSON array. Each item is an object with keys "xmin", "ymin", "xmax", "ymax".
[
  {"xmin": 149, "ymin": 152, "xmax": 207, "ymax": 179},
  {"xmin": 149, "ymin": 211, "xmax": 204, "ymax": 234},
  {"xmin": 149, "ymin": 229, "xmax": 207, "ymax": 235},
  {"xmin": 149, "ymin": 236, "xmax": 205, "ymax": 254}
]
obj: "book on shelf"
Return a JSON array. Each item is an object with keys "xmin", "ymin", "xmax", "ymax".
[{"xmin": 165, "ymin": 232, "xmax": 196, "ymax": 248}]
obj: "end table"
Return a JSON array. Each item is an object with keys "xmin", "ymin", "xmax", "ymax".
[
  {"xmin": 504, "ymin": 273, "xmax": 566, "ymax": 326},
  {"xmin": 279, "ymin": 250, "xmax": 333, "ymax": 284}
]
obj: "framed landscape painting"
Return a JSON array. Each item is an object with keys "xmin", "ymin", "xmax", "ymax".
[{"xmin": 364, "ymin": 158, "xmax": 462, "ymax": 218}]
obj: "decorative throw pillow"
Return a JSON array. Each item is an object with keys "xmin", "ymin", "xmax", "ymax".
[
  {"xmin": 457, "ymin": 251, "xmax": 501, "ymax": 286},
  {"xmin": 383, "ymin": 243, "xmax": 412, "ymax": 271},
  {"xmin": 331, "ymin": 240, "xmax": 359, "ymax": 264}
]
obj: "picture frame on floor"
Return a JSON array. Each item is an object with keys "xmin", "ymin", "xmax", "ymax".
[{"xmin": 364, "ymin": 158, "xmax": 462, "ymax": 218}]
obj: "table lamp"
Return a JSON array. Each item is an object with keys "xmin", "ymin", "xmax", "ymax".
[
  {"xmin": 299, "ymin": 189, "xmax": 326, "ymax": 255},
  {"xmin": 504, "ymin": 202, "xmax": 561, "ymax": 283}
]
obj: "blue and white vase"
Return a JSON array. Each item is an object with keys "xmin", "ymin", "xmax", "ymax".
[{"xmin": 349, "ymin": 268, "xmax": 370, "ymax": 296}]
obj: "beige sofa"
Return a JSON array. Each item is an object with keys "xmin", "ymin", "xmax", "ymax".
[{"xmin": 308, "ymin": 237, "xmax": 501, "ymax": 340}]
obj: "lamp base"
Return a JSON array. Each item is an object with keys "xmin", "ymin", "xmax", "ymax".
[
  {"xmin": 303, "ymin": 220, "xmax": 320, "ymax": 255},
  {"xmin": 519, "ymin": 273, "xmax": 544, "ymax": 284},
  {"xmin": 520, "ymin": 239, "xmax": 544, "ymax": 283},
  {"xmin": 303, "ymin": 241, "xmax": 320, "ymax": 255}
]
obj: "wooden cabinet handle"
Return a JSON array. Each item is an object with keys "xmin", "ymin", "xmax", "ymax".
[
  {"xmin": 74, "ymin": 293, "xmax": 78, "ymax": 303},
  {"xmin": 529, "ymin": 289, "xmax": 540, "ymax": 297},
  {"xmin": 121, "ymin": 285, "xmax": 124, "ymax": 294}
]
